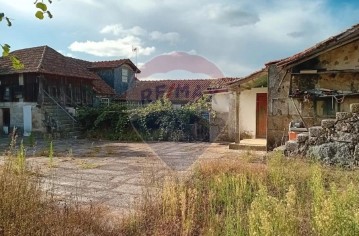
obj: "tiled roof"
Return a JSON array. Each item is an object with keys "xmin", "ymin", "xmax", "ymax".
[
  {"xmin": 227, "ymin": 68, "xmax": 267, "ymax": 87},
  {"xmin": 273, "ymin": 23, "xmax": 359, "ymax": 68},
  {"xmin": 66, "ymin": 57, "xmax": 116, "ymax": 95},
  {"xmin": 123, "ymin": 78, "xmax": 234, "ymax": 102},
  {"xmin": 91, "ymin": 59, "xmax": 141, "ymax": 73},
  {"xmin": 92, "ymin": 79, "xmax": 116, "ymax": 95},
  {"xmin": 203, "ymin": 77, "xmax": 240, "ymax": 94},
  {"xmin": 0, "ymin": 46, "xmax": 99, "ymax": 80}
]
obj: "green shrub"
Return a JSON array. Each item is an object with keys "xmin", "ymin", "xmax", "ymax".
[
  {"xmin": 77, "ymin": 96, "xmax": 211, "ymax": 142},
  {"xmin": 129, "ymin": 97, "xmax": 210, "ymax": 142}
]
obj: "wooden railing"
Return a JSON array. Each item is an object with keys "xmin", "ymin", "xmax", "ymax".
[{"xmin": 42, "ymin": 89, "xmax": 77, "ymax": 123}]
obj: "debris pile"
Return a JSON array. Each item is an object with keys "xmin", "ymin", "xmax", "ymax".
[{"xmin": 285, "ymin": 103, "xmax": 359, "ymax": 167}]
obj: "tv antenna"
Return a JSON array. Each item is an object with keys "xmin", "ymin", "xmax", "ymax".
[{"xmin": 132, "ymin": 45, "xmax": 138, "ymax": 69}]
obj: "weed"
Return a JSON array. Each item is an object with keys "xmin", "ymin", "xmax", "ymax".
[
  {"xmin": 0, "ymin": 132, "xmax": 120, "ymax": 235},
  {"xmin": 119, "ymin": 152, "xmax": 359, "ymax": 236},
  {"xmin": 15, "ymin": 140, "xmax": 26, "ymax": 173},
  {"xmin": 26, "ymin": 132, "xmax": 36, "ymax": 147},
  {"xmin": 67, "ymin": 148, "xmax": 73, "ymax": 158},
  {"xmin": 48, "ymin": 141, "xmax": 54, "ymax": 168},
  {"xmin": 76, "ymin": 160, "xmax": 99, "ymax": 169},
  {"xmin": 105, "ymin": 145, "xmax": 116, "ymax": 155}
]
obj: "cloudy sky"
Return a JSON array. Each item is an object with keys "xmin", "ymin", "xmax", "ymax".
[{"xmin": 2, "ymin": 0, "xmax": 359, "ymax": 79}]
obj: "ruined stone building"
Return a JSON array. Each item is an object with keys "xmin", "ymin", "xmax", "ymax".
[{"xmin": 267, "ymin": 23, "xmax": 359, "ymax": 152}]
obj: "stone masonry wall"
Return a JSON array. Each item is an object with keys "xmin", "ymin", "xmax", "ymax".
[{"xmin": 285, "ymin": 103, "xmax": 359, "ymax": 167}]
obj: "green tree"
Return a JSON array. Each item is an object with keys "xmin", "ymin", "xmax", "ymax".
[{"xmin": 1, "ymin": 0, "xmax": 53, "ymax": 68}]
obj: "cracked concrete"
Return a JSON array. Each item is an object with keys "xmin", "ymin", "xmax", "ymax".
[{"xmin": 0, "ymin": 137, "xmax": 243, "ymax": 215}]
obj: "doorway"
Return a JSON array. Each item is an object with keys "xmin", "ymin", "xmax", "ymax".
[
  {"xmin": 2, "ymin": 108, "xmax": 10, "ymax": 134},
  {"xmin": 256, "ymin": 93, "xmax": 267, "ymax": 138}
]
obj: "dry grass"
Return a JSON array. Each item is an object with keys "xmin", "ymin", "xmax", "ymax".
[
  {"xmin": 119, "ymin": 151, "xmax": 359, "ymax": 236},
  {"xmin": 3, "ymin": 133, "xmax": 359, "ymax": 235},
  {"xmin": 0, "ymin": 135, "xmax": 120, "ymax": 235}
]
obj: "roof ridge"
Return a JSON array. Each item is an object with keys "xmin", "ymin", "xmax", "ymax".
[
  {"xmin": 138, "ymin": 77, "xmax": 238, "ymax": 82},
  {"xmin": 275, "ymin": 23, "xmax": 359, "ymax": 67},
  {"xmin": 37, "ymin": 45, "xmax": 48, "ymax": 71},
  {"xmin": 138, "ymin": 78, "xmax": 217, "ymax": 82},
  {"xmin": 93, "ymin": 59, "xmax": 127, "ymax": 63}
]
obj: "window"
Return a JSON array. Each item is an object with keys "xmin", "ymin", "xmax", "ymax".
[
  {"xmin": 122, "ymin": 68, "xmax": 129, "ymax": 83},
  {"xmin": 3, "ymin": 87, "xmax": 10, "ymax": 101}
]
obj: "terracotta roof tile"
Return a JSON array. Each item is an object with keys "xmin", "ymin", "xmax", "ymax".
[
  {"xmin": 121, "ymin": 79, "xmax": 226, "ymax": 102},
  {"xmin": 92, "ymin": 79, "xmax": 116, "ymax": 95},
  {"xmin": 227, "ymin": 68, "xmax": 267, "ymax": 87},
  {"xmin": 275, "ymin": 23, "xmax": 359, "ymax": 67},
  {"xmin": 91, "ymin": 59, "xmax": 141, "ymax": 73},
  {"xmin": 0, "ymin": 46, "xmax": 99, "ymax": 80}
]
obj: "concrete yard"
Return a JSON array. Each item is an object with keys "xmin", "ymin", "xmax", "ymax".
[{"xmin": 0, "ymin": 138, "xmax": 248, "ymax": 215}]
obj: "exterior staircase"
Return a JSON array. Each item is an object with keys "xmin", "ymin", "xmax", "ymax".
[{"xmin": 42, "ymin": 91, "xmax": 82, "ymax": 138}]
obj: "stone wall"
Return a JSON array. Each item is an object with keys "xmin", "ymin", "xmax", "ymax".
[
  {"xmin": 0, "ymin": 102, "xmax": 45, "ymax": 134},
  {"xmin": 268, "ymin": 39, "xmax": 359, "ymax": 151},
  {"xmin": 267, "ymin": 65, "xmax": 295, "ymax": 150},
  {"xmin": 209, "ymin": 112, "xmax": 231, "ymax": 142},
  {"xmin": 285, "ymin": 103, "xmax": 359, "ymax": 167}
]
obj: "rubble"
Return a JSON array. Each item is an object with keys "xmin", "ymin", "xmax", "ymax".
[
  {"xmin": 285, "ymin": 103, "xmax": 359, "ymax": 167},
  {"xmin": 350, "ymin": 103, "xmax": 359, "ymax": 113}
]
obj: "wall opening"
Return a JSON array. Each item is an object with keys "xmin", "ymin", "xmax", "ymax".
[{"xmin": 2, "ymin": 108, "xmax": 10, "ymax": 134}]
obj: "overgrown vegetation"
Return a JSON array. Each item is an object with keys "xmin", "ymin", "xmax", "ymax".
[
  {"xmin": 0, "ymin": 133, "xmax": 119, "ymax": 235},
  {"xmin": 76, "ymin": 103, "xmax": 138, "ymax": 140},
  {"xmin": 77, "ymin": 96, "xmax": 211, "ymax": 141},
  {"xmin": 4, "ymin": 130, "xmax": 359, "ymax": 235},
  {"xmin": 120, "ymin": 152, "xmax": 359, "ymax": 235}
]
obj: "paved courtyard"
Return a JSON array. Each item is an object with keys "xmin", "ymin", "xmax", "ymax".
[{"xmin": 0, "ymin": 137, "xmax": 246, "ymax": 215}]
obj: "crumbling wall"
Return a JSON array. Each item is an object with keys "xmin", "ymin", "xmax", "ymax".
[
  {"xmin": 0, "ymin": 102, "xmax": 45, "ymax": 134},
  {"xmin": 209, "ymin": 112, "xmax": 231, "ymax": 142},
  {"xmin": 267, "ymin": 65, "xmax": 314, "ymax": 150},
  {"xmin": 268, "ymin": 39, "xmax": 359, "ymax": 151},
  {"xmin": 286, "ymin": 103, "xmax": 359, "ymax": 167},
  {"xmin": 318, "ymin": 40, "xmax": 359, "ymax": 71}
]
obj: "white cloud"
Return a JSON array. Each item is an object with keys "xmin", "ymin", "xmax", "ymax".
[
  {"xmin": 199, "ymin": 3, "xmax": 260, "ymax": 27},
  {"xmin": 100, "ymin": 23, "xmax": 180, "ymax": 45},
  {"xmin": 68, "ymin": 36, "xmax": 155, "ymax": 57},
  {"xmin": 149, "ymin": 31, "xmax": 180, "ymax": 44},
  {"xmin": 100, "ymin": 24, "xmax": 146, "ymax": 36}
]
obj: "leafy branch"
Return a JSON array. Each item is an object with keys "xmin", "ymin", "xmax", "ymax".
[
  {"xmin": 34, "ymin": 0, "xmax": 53, "ymax": 20},
  {"xmin": 1, "ymin": 0, "xmax": 53, "ymax": 69}
]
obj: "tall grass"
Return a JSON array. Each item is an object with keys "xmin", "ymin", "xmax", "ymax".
[
  {"xmin": 3, "ymin": 133, "xmax": 359, "ymax": 235},
  {"xmin": 120, "ymin": 151, "xmax": 359, "ymax": 235},
  {"xmin": 0, "ymin": 135, "xmax": 120, "ymax": 235}
]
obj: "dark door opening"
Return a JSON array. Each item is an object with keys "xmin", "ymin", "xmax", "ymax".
[
  {"xmin": 2, "ymin": 108, "xmax": 10, "ymax": 127},
  {"xmin": 2, "ymin": 108, "xmax": 10, "ymax": 134}
]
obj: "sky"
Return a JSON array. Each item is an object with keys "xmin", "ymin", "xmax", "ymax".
[{"xmin": 2, "ymin": 0, "xmax": 359, "ymax": 79}]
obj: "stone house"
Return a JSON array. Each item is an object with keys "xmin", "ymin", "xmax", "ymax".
[
  {"xmin": 0, "ymin": 45, "xmax": 139, "ymax": 136},
  {"xmin": 267, "ymin": 23, "xmax": 359, "ymax": 151}
]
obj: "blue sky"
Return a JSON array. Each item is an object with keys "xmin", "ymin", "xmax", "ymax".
[{"xmin": 2, "ymin": 0, "xmax": 359, "ymax": 79}]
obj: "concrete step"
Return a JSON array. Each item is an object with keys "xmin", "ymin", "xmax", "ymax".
[{"xmin": 229, "ymin": 139, "xmax": 266, "ymax": 151}]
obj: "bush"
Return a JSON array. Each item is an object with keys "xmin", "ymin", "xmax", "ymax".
[
  {"xmin": 76, "ymin": 103, "xmax": 138, "ymax": 140},
  {"xmin": 77, "ymin": 96, "xmax": 211, "ymax": 142},
  {"xmin": 129, "ymin": 97, "xmax": 210, "ymax": 142}
]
